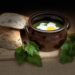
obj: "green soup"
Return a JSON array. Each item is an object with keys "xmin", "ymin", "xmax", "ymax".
[{"xmin": 33, "ymin": 21, "xmax": 62, "ymax": 30}]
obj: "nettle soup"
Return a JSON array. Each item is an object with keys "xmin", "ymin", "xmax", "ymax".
[{"xmin": 33, "ymin": 21, "xmax": 62, "ymax": 31}]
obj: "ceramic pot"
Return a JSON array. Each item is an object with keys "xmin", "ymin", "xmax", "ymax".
[{"xmin": 25, "ymin": 12, "xmax": 71, "ymax": 52}]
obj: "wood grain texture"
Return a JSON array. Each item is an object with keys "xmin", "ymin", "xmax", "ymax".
[
  {"xmin": 0, "ymin": 30, "xmax": 59, "ymax": 60},
  {"xmin": 0, "ymin": 48, "xmax": 59, "ymax": 60}
]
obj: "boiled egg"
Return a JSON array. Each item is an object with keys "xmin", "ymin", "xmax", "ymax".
[{"xmin": 37, "ymin": 22, "xmax": 59, "ymax": 30}]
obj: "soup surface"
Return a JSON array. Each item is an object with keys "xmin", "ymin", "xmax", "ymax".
[{"xmin": 33, "ymin": 21, "xmax": 62, "ymax": 31}]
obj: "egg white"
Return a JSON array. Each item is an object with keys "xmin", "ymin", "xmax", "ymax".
[{"xmin": 37, "ymin": 22, "xmax": 59, "ymax": 30}]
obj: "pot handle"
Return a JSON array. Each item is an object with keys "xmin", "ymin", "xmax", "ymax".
[
  {"xmin": 67, "ymin": 19, "xmax": 71, "ymax": 30},
  {"xmin": 25, "ymin": 26, "xmax": 33, "ymax": 37}
]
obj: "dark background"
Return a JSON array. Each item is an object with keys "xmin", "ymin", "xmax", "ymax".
[{"xmin": 0, "ymin": 0, "xmax": 75, "ymax": 13}]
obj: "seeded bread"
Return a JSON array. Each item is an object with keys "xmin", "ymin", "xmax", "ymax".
[
  {"xmin": 0, "ymin": 13, "xmax": 29, "ymax": 29},
  {"xmin": 0, "ymin": 26, "xmax": 22, "ymax": 49}
]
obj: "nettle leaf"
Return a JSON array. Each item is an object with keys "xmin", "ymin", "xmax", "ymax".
[
  {"xmin": 27, "ymin": 55, "xmax": 42, "ymax": 67},
  {"xmin": 61, "ymin": 40, "xmax": 72, "ymax": 50},
  {"xmin": 29, "ymin": 41, "xmax": 39, "ymax": 51},
  {"xmin": 60, "ymin": 49, "xmax": 74, "ymax": 64},
  {"xmin": 15, "ymin": 52, "xmax": 27, "ymax": 64},
  {"xmin": 60, "ymin": 57, "xmax": 68, "ymax": 64},
  {"xmin": 15, "ymin": 46, "xmax": 24, "ymax": 54},
  {"xmin": 15, "ymin": 46, "xmax": 28, "ymax": 65},
  {"xmin": 25, "ymin": 41, "xmax": 39, "ymax": 56},
  {"xmin": 23, "ymin": 52, "xmax": 28, "ymax": 60},
  {"xmin": 14, "ymin": 41, "xmax": 42, "ymax": 67},
  {"xmin": 60, "ymin": 56, "xmax": 74, "ymax": 64},
  {"xmin": 60, "ymin": 36, "xmax": 75, "ymax": 64},
  {"xmin": 67, "ymin": 34, "xmax": 75, "ymax": 42},
  {"xmin": 69, "ymin": 42, "xmax": 75, "ymax": 56},
  {"xmin": 60, "ymin": 49, "xmax": 69, "ymax": 57},
  {"xmin": 15, "ymin": 46, "xmax": 24, "ymax": 59},
  {"xmin": 17, "ymin": 55, "xmax": 24, "ymax": 65},
  {"xmin": 68, "ymin": 56, "xmax": 74, "ymax": 62}
]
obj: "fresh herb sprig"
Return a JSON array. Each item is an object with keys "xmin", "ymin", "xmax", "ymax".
[
  {"xmin": 60, "ymin": 34, "xmax": 75, "ymax": 64},
  {"xmin": 15, "ymin": 41, "xmax": 42, "ymax": 67}
]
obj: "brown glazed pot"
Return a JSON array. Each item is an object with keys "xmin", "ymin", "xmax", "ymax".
[{"xmin": 25, "ymin": 12, "xmax": 71, "ymax": 52}]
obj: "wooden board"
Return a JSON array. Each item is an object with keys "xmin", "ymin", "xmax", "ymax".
[{"xmin": 0, "ymin": 30, "xmax": 59, "ymax": 60}]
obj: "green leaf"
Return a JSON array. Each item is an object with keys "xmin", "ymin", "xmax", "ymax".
[
  {"xmin": 60, "ymin": 39, "xmax": 74, "ymax": 64},
  {"xmin": 14, "ymin": 46, "xmax": 27, "ymax": 65},
  {"xmin": 15, "ymin": 46, "xmax": 24, "ymax": 54},
  {"xmin": 68, "ymin": 56, "xmax": 74, "ymax": 62},
  {"xmin": 61, "ymin": 40, "xmax": 72, "ymax": 50},
  {"xmin": 60, "ymin": 49, "xmax": 69, "ymax": 57},
  {"xmin": 60, "ymin": 55, "xmax": 74, "ymax": 64},
  {"xmin": 29, "ymin": 41, "xmax": 39, "ymax": 51},
  {"xmin": 17, "ymin": 56, "xmax": 24, "ymax": 65},
  {"xmin": 25, "ymin": 41, "xmax": 39, "ymax": 56},
  {"xmin": 15, "ymin": 51, "xmax": 27, "ymax": 65},
  {"xmin": 27, "ymin": 55, "xmax": 42, "ymax": 67},
  {"xmin": 14, "ymin": 41, "xmax": 42, "ymax": 67},
  {"xmin": 69, "ymin": 42, "xmax": 75, "ymax": 56},
  {"xmin": 23, "ymin": 52, "xmax": 28, "ymax": 60},
  {"xmin": 60, "ymin": 57, "xmax": 68, "ymax": 64},
  {"xmin": 67, "ymin": 34, "xmax": 75, "ymax": 42}
]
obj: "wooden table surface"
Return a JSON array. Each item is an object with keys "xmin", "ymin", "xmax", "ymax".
[{"xmin": 0, "ymin": 9, "xmax": 75, "ymax": 75}]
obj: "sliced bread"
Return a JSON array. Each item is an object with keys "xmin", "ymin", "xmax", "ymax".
[
  {"xmin": 0, "ymin": 26, "xmax": 22, "ymax": 49},
  {"xmin": 0, "ymin": 13, "xmax": 29, "ymax": 29}
]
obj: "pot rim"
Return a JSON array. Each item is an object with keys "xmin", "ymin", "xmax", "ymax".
[{"xmin": 28, "ymin": 12, "xmax": 68, "ymax": 33}]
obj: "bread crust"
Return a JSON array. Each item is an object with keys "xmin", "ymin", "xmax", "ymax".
[
  {"xmin": 0, "ymin": 13, "xmax": 29, "ymax": 29},
  {"xmin": 0, "ymin": 26, "xmax": 22, "ymax": 49}
]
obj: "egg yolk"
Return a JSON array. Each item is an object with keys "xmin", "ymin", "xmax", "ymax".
[{"xmin": 46, "ymin": 26, "xmax": 55, "ymax": 30}]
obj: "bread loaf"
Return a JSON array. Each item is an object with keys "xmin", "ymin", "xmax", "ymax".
[
  {"xmin": 0, "ymin": 26, "xmax": 22, "ymax": 49},
  {"xmin": 0, "ymin": 13, "xmax": 29, "ymax": 29}
]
